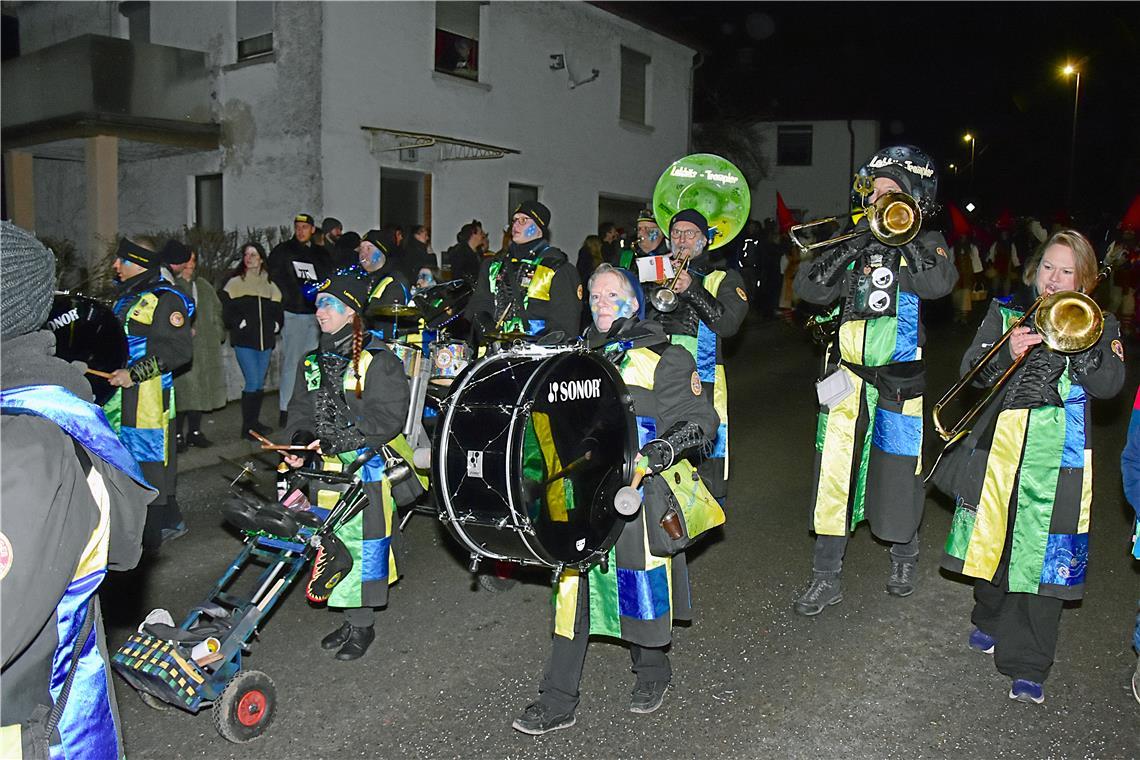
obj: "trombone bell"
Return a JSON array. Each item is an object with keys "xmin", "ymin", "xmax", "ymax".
[{"xmin": 790, "ymin": 191, "xmax": 922, "ymax": 253}]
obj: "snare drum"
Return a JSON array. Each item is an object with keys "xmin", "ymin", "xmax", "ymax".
[
  {"xmin": 45, "ymin": 293, "xmax": 128, "ymax": 405},
  {"xmin": 429, "ymin": 342, "xmax": 471, "ymax": 386},
  {"xmin": 386, "ymin": 342, "xmax": 418, "ymax": 379},
  {"xmin": 432, "ymin": 348, "xmax": 637, "ymax": 569}
]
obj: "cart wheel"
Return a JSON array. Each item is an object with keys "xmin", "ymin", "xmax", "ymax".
[
  {"xmin": 213, "ymin": 670, "xmax": 276, "ymax": 743},
  {"xmin": 138, "ymin": 691, "xmax": 172, "ymax": 711},
  {"xmin": 477, "ymin": 573, "xmax": 518, "ymax": 593}
]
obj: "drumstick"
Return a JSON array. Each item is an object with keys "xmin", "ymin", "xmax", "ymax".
[
  {"xmin": 85, "ymin": 368, "xmax": 114, "ymax": 379},
  {"xmin": 249, "ymin": 430, "xmax": 314, "ymax": 452}
]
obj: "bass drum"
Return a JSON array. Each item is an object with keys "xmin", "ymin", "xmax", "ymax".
[
  {"xmin": 432, "ymin": 348, "xmax": 637, "ymax": 569},
  {"xmin": 45, "ymin": 293, "xmax": 127, "ymax": 405}
]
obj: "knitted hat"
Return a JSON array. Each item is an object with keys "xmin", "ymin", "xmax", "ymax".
[
  {"xmin": 512, "ymin": 200, "xmax": 551, "ymax": 236},
  {"xmin": 316, "ymin": 270, "xmax": 371, "ymax": 313},
  {"xmin": 321, "ymin": 217, "xmax": 343, "ymax": 234},
  {"xmin": 161, "ymin": 239, "xmax": 191, "ymax": 266},
  {"xmin": 669, "ymin": 208, "xmax": 710, "ymax": 239},
  {"xmin": 0, "ymin": 221, "xmax": 56, "ymax": 339},
  {"xmin": 117, "ymin": 237, "xmax": 160, "ymax": 269}
]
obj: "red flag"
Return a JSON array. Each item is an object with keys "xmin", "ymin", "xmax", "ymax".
[
  {"xmin": 946, "ymin": 203, "xmax": 972, "ymax": 245},
  {"xmin": 1120, "ymin": 193, "xmax": 1140, "ymax": 232},
  {"xmin": 776, "ymin": 192, "xmax": 796, "ymax": 234},
  {"xmin": 994, "ymin": 208, "xmax": 1016, "ymax": 231}
]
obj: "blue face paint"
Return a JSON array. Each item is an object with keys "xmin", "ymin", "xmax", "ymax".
[
  {"xmin": 613, "ymin": 297, "xmax": 634, "ymax": 319},
  {"xmin": 647, "ymin": 230, "xmax": 659, "ymax": 242},
  {"xmin": 369, "ymin": 248, "xmax": 384, "ymax": 267},
  {"xmin": 315, "ymin": 294, "xmax": 348, "ymax": 314},
  {"xmin": 525, "ymin": 223, "xmax": 539, "ymax": 237}
]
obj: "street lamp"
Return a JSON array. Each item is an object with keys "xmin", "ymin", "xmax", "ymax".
[
  {"xmin": 962, "ymin": 132, "xmax": 976, "ymax": 188},
  {"xmin": 1061, "ymin": 62, "xmax": 1081, "ymax": 209}
]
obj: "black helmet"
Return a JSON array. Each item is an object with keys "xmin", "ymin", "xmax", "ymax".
[{"xmin": 852, "ymin": 145, "xmax": 938, "ymax": 212}]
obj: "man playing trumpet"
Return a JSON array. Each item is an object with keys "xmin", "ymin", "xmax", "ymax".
[{"xmin": 791, "ymin": 145, "xmax": 955, "ymax": 615}]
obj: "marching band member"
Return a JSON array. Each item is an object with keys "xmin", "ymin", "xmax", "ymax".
[
  {"xmin": 791, "ymin": 145, "xmax": 955, "ymax": 615},
  {"xmin": 280, "ymin": 271, "xmax": 413, "ymax": 660},
  {"xmin": 633, "ymin": 208, "xmax": 669, "ymax": 261},
  {"xmin": 105, "ymin": 237, "xmax": 194, "ymax": 551},
  {"xmin": 646, "ymin": 209, "xmax": 748, "ymax": 500},
  {"xmin": 465, "ymin": 201, "xmax": 582, "ymax": 341},
  {"xmin": 512, "ymin": 264, "xmax": 720, "ymax": 735},
  {"xmin": 939, "ymin": 230, "xmax": 1124, "ymax": 704}
]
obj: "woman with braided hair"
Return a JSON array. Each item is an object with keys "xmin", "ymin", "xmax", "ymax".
[{"xmin": 280, "ymin": 271, "xmax": 413, "ymax": 660}]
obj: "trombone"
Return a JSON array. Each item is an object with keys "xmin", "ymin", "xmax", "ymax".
[
  {"xmin": 931, "ymin": 280, "xmax": 1106, "ymax": 444},
  {"xmin": 790, "ymin": 191, "xmax": 922, "ymax": 254},
  {"xmin": 648, "ymin": 249, "xmax": 692, "ymax": 313}
]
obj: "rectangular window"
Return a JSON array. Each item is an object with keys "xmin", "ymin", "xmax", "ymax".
[
  {"xmin": 195, "ymin": 174, "xmax": 223, "ymax": 230},
  {"xmin": 508, "ymin": 183, "xmax": 539, "ymax": 216},
  {"xmin": 236, "ymin": 1, "xmax": 274, "ymax": 61},
  {"xmin": 777, "ymin": 125, "xmax": 813, "ymax": 166},
  {"xmin": 435, "ymin": 1, "xmax": 479, "ymax": 81},
  {"xmin": 119, "ymin": 1, "xmax": 150, "ymax": 44},
  {"xmin": 619, "ymin": 46, "xmax": 650, "ymax": 124}
]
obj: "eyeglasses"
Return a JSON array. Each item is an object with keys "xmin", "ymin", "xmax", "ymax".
[{"xmin": 670, "ymin": 228, "xmax": 701, "ymax": 241}]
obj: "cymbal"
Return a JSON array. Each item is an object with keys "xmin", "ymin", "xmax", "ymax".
[
  {"xmin": 483, "ymin": 330, "xmax": 533, "ymax": 343},
  {"xmin": 369, "ymin": 303, "xmax": 422, "ymax": 318}
]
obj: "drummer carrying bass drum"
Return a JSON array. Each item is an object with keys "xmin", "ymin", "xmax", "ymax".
[
  {"xmin": 512, "ymin": 264, "xmax": 722, "ymax": 735},
  {"xmin": 278, "ymin": 270, "xmax": 418, "ymax": 661}
]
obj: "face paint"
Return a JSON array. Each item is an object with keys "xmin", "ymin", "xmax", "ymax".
[
  {"xmin": 647, "ymin": 230, "xmax": 659, "ymax": 242},
  {"xmin": 315, "ymin": 294, "xmax": 348, "ymax": 314},
  {"xmin": 613, "ymin": 297, "xmax": 634, "ymax": 319},
  {"xmin": 525, "ymin": 223, "xmax": 539, "ymax": 238}
]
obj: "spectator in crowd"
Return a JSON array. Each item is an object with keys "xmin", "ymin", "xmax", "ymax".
[
  {"xmin": 599, "ymin": 221, "xmax": 620, "ymax": 266},
  {"xmin": 268, "ymin": 213, "xmax": 332, "ymax": 427},
  {"xmin": 576, "ymin": 234, "xmax": 604, "ymax": 285},
  {"xmin": 444, "ymin": 219, "xmax": 486, "ymax": 284},
  {"xmin": 403, "ymin": 224, "xmax": 436, "ymax": 283},
  {"xmin": 322, "ymin": 216, "xmax": 354, "ymax": 268},
  {"xmin": 221, "ymin": 242, "xmax": 284, "ymax": 440},
  {"xmin": 168, "ymin": 244, "xmax": 227, "ymax": 452}
]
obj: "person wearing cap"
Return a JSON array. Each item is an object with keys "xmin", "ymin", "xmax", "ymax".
[
  {"xmin": 104, "ymin": 236, "xmax": 195, "ymax": 551},
  {"xmin": 633, "ymin": 208, "xmax": 669, "ymax": 260},
  {"xmin": 512, "ymin": 263, "xmax": 721, "ymax": 735},
  {"xmin": 791, "ymin": 145, "xmax": 956, "ymax": 616},
  {"xmin": 1, "ymin": 222, "xmax": 157, "ymax": 760},
  {"xmin": 278, "ymin": 270, "xmax": 415, "ymax": 660},
  {"xmin": 646, "ymin": 208, "xmax": 748, "ymax": 502},
  {"xmin": 357, "ymin": 229, "xmax": 411, "ymax": 335},
  {"xmin": 465, "ymin": 200, "xmax": 583, "ymax": 341},
  {"xmin": 443, "ymin": 219, "xmax": 487, "ymax": 285},
  {"xmin": 268, "ymin": 213, "xmax": 336, "ymax": 427}
]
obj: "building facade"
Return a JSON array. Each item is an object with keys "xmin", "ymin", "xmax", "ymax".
[{"xmin": 2, "ymin": 1, "xmax": 696, "ymax": 266}]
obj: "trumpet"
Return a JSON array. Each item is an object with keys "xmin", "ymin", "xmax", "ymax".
[
  {"xmin": 931, "ymin": 279, "xmax": 1106, "ymax": 444},
  {"xmin": 790, "ymin": 191, "xmax": 922, "ymax": 254},
  {"xmin": 648, "ymin": 249, "xmax": 692, "ymax": 313}
]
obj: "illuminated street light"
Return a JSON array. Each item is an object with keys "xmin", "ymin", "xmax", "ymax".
[
  {"xmin": 962, "ymin": 132, "xmax": 977, "ymax": 188},
  {"xmin": 1061, "ymin": 61, "xmax": 1082, "ymax": 209}
]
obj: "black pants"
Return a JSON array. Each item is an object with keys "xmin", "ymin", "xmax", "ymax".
[
  {"xmin": 812, "ymin": 531, "xmax": 919, "ymax": 578},
  {"xmin": 538, "ymin": 574, "xmax": 670, "ymax": 714},
  {"xmin": 972, "ymin": 578, "xmax": 1063, "ymax": 683}
]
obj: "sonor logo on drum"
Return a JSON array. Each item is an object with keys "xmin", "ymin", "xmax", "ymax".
[
  {"xmin": 546, "ymin": 378, "xmax": 603, "ymax": 403},
  {"xmin": 48, "ymin": 308, "xmax": 80, "ymax": 330}
]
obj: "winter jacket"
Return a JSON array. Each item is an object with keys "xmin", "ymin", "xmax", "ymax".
[{"xmin": 221, "ymin": 270, "xmax": 284, "ymax": 351}]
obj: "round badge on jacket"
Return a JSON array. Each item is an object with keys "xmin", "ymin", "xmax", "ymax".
[
  {"xmin": 169, "ymin": 311, "xmax": 185, "ymax": 327},
  {"xmin": 735, "ymin": 287, "xmax": 748, "ymax": 302},
  {"xmin": 690, "ymin": 371, "xmax": 702, "ymax": 395},
  {"xmin": 0, "ymin": 532, "xmax": 12, "ymax": 580}
]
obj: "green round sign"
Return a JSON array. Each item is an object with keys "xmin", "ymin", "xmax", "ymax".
[{"xmin": 652, "ymin": 153, "xmax": 751, "ymax": 250}]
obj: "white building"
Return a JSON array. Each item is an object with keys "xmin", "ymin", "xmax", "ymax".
[
  {"xmin": 737, "ymin": 118, "xmax": 880, "ymax": 225},
  {"xmin": 2, "ymin": 1, "xmax": 696, "ymax": 267}
]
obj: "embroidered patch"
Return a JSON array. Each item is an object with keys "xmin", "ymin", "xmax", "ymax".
[
  {"xmin": 0, "ymin": 532, "xmax": 11, "ymax": 580},
  {"xmin": 304, "ymin": 358, "xmax": 321, "ymax": 391},
  {"xmin": 1111, "ymin": 339, "xmax": 1124, "ymax": 361},
  {"xmin": 735, "ymin": 287, "xmax": 748, "ymax": 302},
  {"xmin": 936, "ymin": 246, "xmax": 948, "ymax": 258},
  {"xmin": 577, "ymin": 284, "xmax": 583, "ymax": 300},
  {"xmin": 169, "ymin": 311, "xmax": 185, "ymax": 327},
  {"xmin": 690, "ymin": 371, "xmax": 702, "ymax": 396}
]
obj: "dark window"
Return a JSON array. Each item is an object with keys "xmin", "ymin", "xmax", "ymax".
[
  {"xmin": 620, "ymin": 47, "xmax": 650, "ymax": 124},
  {"xmin": 508, "ymin": 183, "xmax": 539, "ymax": 214},
  {"xmin": 435, "ymin": 1, "xmax": 479, "ymax": 81},
  {"xmin": 1, "ymin": 14, "xmax": 19, "ymax": 61},
  {"xmin": 195, "ymin": 174, "xmax": 223, "ymax": 230},
  {"xmin": 777, "ymin": 125, "xmax": 813, "ymax": 166},
  {"xmin": 237, "ymin": 1, "xmax": 274, "ymax": 61},
  {"xmin": 119, "ymin": 2, "xmax": 150, "ymax": 44}
]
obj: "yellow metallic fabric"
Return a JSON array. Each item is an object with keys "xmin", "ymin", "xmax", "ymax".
[
  {"xmin": 814, "ymin": 367, "xmax": 863, "ymax": 535},
  {"xmin": 962, "ymin": 408, "xmax": 1029, "ymax": 579}
]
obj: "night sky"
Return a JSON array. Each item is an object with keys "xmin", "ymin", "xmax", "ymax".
[{"xmin": 602, "ymin": 1, "xmax": 1140, "ymax": 224}]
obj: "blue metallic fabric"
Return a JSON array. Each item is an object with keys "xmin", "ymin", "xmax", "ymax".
[{"xmin": 616, "ymin": 565, "xmax": 670, "ymax": 620}]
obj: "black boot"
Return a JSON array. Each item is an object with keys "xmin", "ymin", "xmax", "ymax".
[
  {"xmin": 241, "ymin": 392, "xmax": 258, "ymax": 440},
  {"xmin": 335, "ymin": 626, "xmax": 375, "ymax": 660},
  {"xmin": 250, "ymin": 390, "xmax": 272, "ymax": 435},
  {"xmin": 175, "ymin": 413, "xmax": 188, "ymax": 453}
]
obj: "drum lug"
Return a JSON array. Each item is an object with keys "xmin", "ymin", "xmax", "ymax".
[
  {"xmin": 598, "ymin": 553, "xmax": 609, "ymax": 574},
  {"xmin": 551, "ymin": 563, "xmax": 563, "ymax": 585},
  {"xmin": 469, "ymin": 554, "xmax": 481, "ymax": 573}
]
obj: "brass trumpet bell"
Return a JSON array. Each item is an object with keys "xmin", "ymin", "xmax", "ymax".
[
  {"xmin": 790, "ymin": 191, "xmax": 923, "ymax": 253},
  {"xmin": 1034, "ymin": 291, "xmax": 1103, "ymax": 352}
]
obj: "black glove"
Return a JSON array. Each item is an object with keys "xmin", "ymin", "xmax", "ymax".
[
  {"xmin": 638, "ymin": 421, "xmax": 707, "ymax": 473},
  {"xmin": 901, "ymin": 236, "xmax": 942, "ymax": 273},
  {"xmin": 680, "ymin": 281, "xmax": 726, "ymax": 325},
  {"xmin": 1068, "ymin": 345, "xmax": 1103, "ymax": 384},
  {"xmin": 807, "ymin": 239, "xmax": 864, "ymax": 287},
  {"xmin": 127, "ymin": 356, "xmax": 163, "ymax": 383},
  {"xmin": 638, "ymin": 439, "xmax": 675, "ymax": 474}
]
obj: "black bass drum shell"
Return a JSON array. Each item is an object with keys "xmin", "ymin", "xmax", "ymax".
[{"xmin": 45, "ymin": 293, "xmax": 128, "ymax": 406}]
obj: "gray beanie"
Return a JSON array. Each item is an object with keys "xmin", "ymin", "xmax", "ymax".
[{"xmin": 1, "ymin": 221, "xmax": 56, "ymax": 339}]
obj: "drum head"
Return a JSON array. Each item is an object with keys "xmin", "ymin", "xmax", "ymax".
[
  {"xmin": 45, "ymin": 294, "xmax": 127, "ymax": 405},
  {"xmin": 513, "ymin": 352, "xmax": 635, "ymax": 566}
]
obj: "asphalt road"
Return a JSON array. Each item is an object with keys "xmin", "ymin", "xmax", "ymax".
[{"xmin": 103, "ymin": 309, "xmax": 1140, "ymax": 759}]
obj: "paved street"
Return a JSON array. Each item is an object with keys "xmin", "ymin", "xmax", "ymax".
[{"xmin": 103, "ymin": 310, "xmax": 1140, "ymax": 759}]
